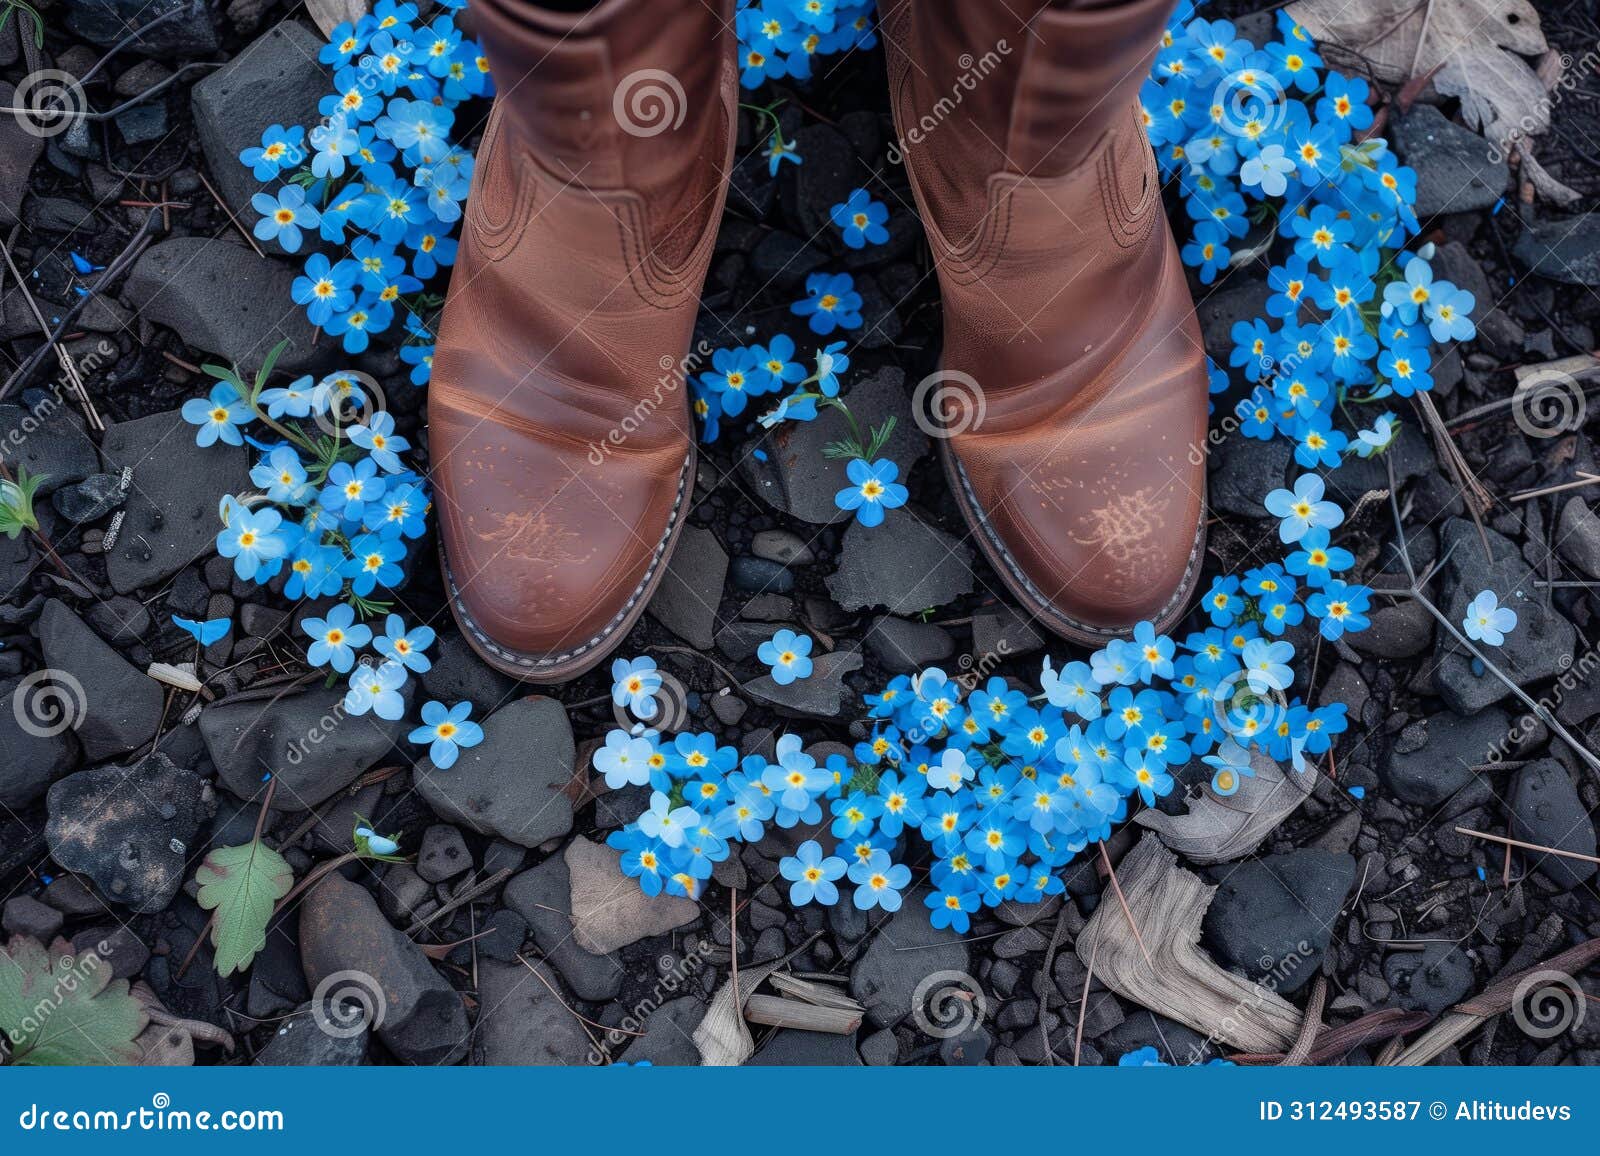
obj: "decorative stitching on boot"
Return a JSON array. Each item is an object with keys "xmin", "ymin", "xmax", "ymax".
[
  {"xmin": 950, "ymin": 456, "xmax": 1205, "ymax": 639},
  {"xmin": 442, "ymin": 451, "xmax": 692, "ymax": 672},
  {"xmin": 1098, "ymin": 109, "xmax": 1159, "ymax": 251}
]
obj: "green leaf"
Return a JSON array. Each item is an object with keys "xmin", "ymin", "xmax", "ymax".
[
  {"xmin": 0, "ymin": 935, "xmax": 147, "ymax": 1065},
  {"xmin": 195, "ymin": 841, "xmax": 295, "ymax": 977},
  {"xmin": 863, "ymin": 415, "xmax": 898, "ymax": 460},
  {"xmin": 251, "ymin": 340, "xmax": 289, "ymax": 405},
  {"xmin": 0, "ymin": 467, "xmax": 44, "ymax": 538}
]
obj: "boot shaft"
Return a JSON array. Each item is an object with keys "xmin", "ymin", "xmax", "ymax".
[
  {"xmin": 881, "ymin": 0, "xmax": 1176, "ymax": 239},
  {"xmin": 883, "ymin": 0, "xmax": 1183, "ymax": 400},
  {"xmin": 474, "ymin": 0, "xmax": 735, "ymax": 262}
]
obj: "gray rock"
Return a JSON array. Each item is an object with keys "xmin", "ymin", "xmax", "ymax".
[
  {"xmin": 850, "ymin": 889, "xmax": 970, "ymax": 1028},
  {"xmin": 1324, "ymin": 421, "xmax": 1434, "ymax": 507},
  {"xmin": 0, "ymin": 518, "xmax": 33, "ymax": 596},
  {"xmin": 1389, "ymin": 105, "xmax": 1509, "ymax": 217},
  {"xmin": 418, "ymin": 631, "xmax": 521, "ymax": 718},
  {"xmin": 503, "ymin": 854, "xmax": 625, "ymax": 1002},
  {"xmin": 647, "ymin": 524, "xmax": 726, "ymax": 649},
  {"xmin": 299, "ymin": 872, "xmax": 469, "ymax": 1065},
  {"xmin": 415, "ymin": 696, "xmax": 575, "ymax": 848},
  {"xmin": 789, "ymin": 123, "xmax": 858, "ymax": 238},
  {"xmin": 741, "ymin": 368, "xmax": 926, "ymax": 524},
  {"xmin": 738, "ymin": 593, "xmax": 795, "ymax": 622},
  {"xmin": 1431, "ymin": 241, "xmax": 1525, "ymax": 356},
  {"xmin": 116, "ymin": 104, "xmax": 168, "ymax": 146},
  {"xmin": 743, "ymin": 646, "xmax": 863, "ymax": 718},
  {"xmin": 827, "ymin": 516, "xmax": 974, "ymax": 615},
  {"xmin": 710, "ymin": 689, "xmax": 747, "ymax": 725},
  {"xmin": 1201, "ymin": 850, "xmax": 1355, "ymax": 995},
  {"xmin": 201, "ymin": 684, "xmax": 409, "ymax": 812},
  {"xmin": 75, "ymin": 925, "xmax": 149, "ymax": 981},
  {"xmin": 123, "ymin": 237, "xmax": 322, "ymax": 374},
  {"xmin": 53, "ymin": 473, "xmax": 128, "ymax": 524},
  {"xmin": 566, "ymin": 834, "xmax": 699, "ymax": 954},
  {"xmin": 716, "ymin": 619, "xmax": 789, "ymax": 662},
  {"xmin": 44, "ymin": 752, "xmax": 213, "ymax": 912},
  {"xmin": 0, "ymin": 674, "xmax": 80, "ymax": 809},
  {"xmin": 865, "ymin": 616, "xmax": 955, "ymax": 673},
  {"xmin": 2, "ymin": 895, "xmax": 64, "ymax": 940},
  {"xmin": 1097, "ymin": 1010, "xmax": 1217, "ymax": 1066},
  {"xmin": 98, "ymin": 408, "xmax": 250, "ymax": 594},
  {"xmin": 465, "ymin": 908, "xmax": 527, "ymax": 963},
  {"xmin": 376, "ymin": 865, "xmax": 432, "ymax": 925},
  {"xmin": 1384, "ymin": 943, "xmax": 1474, "ymax": 1014},
  {"xmin": 189, "ymin": 21, "xmax": 327, "ymax": 217},
  {"xmin": 1432, "ymin": 520, "xmax": 1577, "ymax": 715},
  {"xmin": 1509, "ymin": 759, "xmax": 1596, "ymax": 890},
  {"xmin": 1196, "ymin": 279, "xmax": 1272, "ymax": 354},
  {"xmin": 1557, "ymin": 496, "xmax": 1600, "ymax": 579},
  {"xmin": 473, "ymin": 957, "xmax": 594, "ymax": 1065},
  {"xmin": 1513, "ymin": 213, "xmax": 1600, "ymax": 287},
  {"xmin": 859, "ymin": 1027, "xmax": 899, "ymax": 1065},
  {"xmin": 939, "ymin": 1026, "xmax": 993, "ymax": 1065},
  {"xmin": 39, "ymin": 874, "xmax": 104, "ymax": 917},
  {"xmin": 416, "ymin": 825, "xmax": 471, "ymax": 884},
  {"xmin": 1380, "ymin": 706, "xmax": 1512, "ymax": 807},
  {"xmin": 0, "ymin": 82, "xmax": 43, "ymax": 226},
  {"xmin": 619, "ymin": 996, "xmax": 706, "ymax": 1065},
  {"xmin": 254, "ymin": 1004, "xmax": 367, "ymax": 1066},
  {"xmin": 66, "ymin": 0, "xmax": 219, "ymax": 54},
  {"xmin": 749, "ymin": 1029, "xmax": 863, "ymax": 1065},
  {"xmin": 37, "ymin": 598, "xmax": 163, "ymax": 761},
  {"xmin": 971, "ymin": 603, "xmax": 1045, "ymax": 659},
  {"xmin": 0, "ymin": 402, "xmax": 99, "ymax": 495},
  {"xmin": 729, "ymin": 555, "xmax": 794, "ymax": 594},
  {"xmin": 1208, "ymin": 431, "xmax": 1290, "ymax": 518},
  {"xmin": 751, "ymin": 529, "xmax": 815, "ymax": 566},
  {"xmin": 84, "ymin": 595, "xmax": 151, "ymax": 646},
  {"xmin": 748, "ymin": 229, "xmax": 827, "ymax": 289},
  {"xmin": 1347, "ymin": 600, "xmax": 1433, "ymax": 659}
]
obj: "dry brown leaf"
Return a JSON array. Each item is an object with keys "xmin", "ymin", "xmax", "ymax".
[
  {"xmin": 1287, "ymin": 0, "xmax": 1577, "ymax": 201},
  {"xmin": 1135, "ymin": 740, "xmax": 1315, "ymax": 864},
  {"xmin": 307, "ymin": 0, "xmax": 369, "ymax": 39},
  {"xmin": 1077, "ymin": 835, "xmax": 1302, "ymax": 1054}
]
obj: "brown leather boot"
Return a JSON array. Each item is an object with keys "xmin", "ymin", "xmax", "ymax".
[
  {"xmin": 431, "ymin": 0, "xmax": 735, "ymax": 681},
  {"xmin": 882, "ymin": 0, "xmax": 1209, "ymax": 645}
]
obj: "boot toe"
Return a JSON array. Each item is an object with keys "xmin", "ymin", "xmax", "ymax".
[
  {"xmin": 950, "ymin": 422, "xmax": 1205, "ymax": 639},
  {"xmin": 433, "ymin": 410, "xmax": 690, "ymax": 677}
]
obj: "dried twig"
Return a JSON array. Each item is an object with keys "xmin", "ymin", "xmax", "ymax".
[
  {"xmin": 197, "ymin": 170, "xmax": 266, "ymax": 258},
  {"xmin": 1385, "ymin": 937, "xmax": 1600, "ymax": 1066},
  {"xmin": 1278, "ymin": 975, "xmax": 1326, "ymax": 1066},
  {"xmin": 1099, "ymin": 840, "xmax": 1152, "ymax": 969},
  {"xmin": 405, "ymin": 868, "xmax": 513, "ymax": 937},
  {"xmin": 1455, "ymin": 826, "xmax": 1600, "ymax": 867}
]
